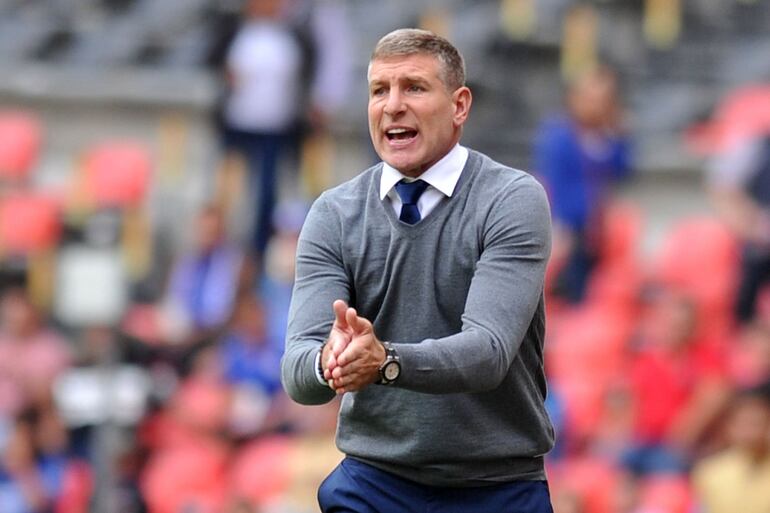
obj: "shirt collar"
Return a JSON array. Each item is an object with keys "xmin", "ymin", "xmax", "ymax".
[{"xmin": 379, "ymin": 144, "xmax": 469, "ymax": 200}]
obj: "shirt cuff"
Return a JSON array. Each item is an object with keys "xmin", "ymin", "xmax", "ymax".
[{"xmin": 313, "ymin": 347, "xmax": 327, "ymax": 386}]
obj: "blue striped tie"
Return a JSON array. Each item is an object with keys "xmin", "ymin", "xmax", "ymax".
[{"xmin": 394, "ymin": 179, "xmax": 429, "ymax": 225}]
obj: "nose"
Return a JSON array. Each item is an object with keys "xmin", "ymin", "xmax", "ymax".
[{"xmin": 383, "ymin": 89, "xmax": 406, "ymax": 116}]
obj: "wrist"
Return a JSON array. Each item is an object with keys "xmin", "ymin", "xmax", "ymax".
[
  {"xmin": 377, "ymin": 341, "xmax": 401, "ymax": 385},
  {"xmin": 314, "ymin": 343, "xmax": 330, "ymax": 387}
]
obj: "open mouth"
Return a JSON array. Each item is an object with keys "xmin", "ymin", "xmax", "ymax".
[{"xmin": 386, "ymin": 128, "xmax": 418, "ymax": 142}]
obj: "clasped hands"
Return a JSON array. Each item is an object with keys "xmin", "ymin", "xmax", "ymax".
[{"xmin": 322, "ymin": 299, "xmax": 386, "ymax": 395}]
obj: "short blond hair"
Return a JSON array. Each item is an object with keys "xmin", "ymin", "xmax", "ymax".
[{"xmin": 370, "ymin": 28, "xmax": 466, "ymax": 92}]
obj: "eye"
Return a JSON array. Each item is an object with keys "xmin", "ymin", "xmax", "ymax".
[
  {"xmin": 407, "ymin": 84, "xmax": 425, "ymax": 93},
  {"xmin": 371, "ymin": 86, "xmax": 387, "ymax": 97}
]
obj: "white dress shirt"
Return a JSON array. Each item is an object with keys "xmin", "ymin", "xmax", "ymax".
[{"xmin": 379, "ymin": 144, "xmax": 469, "ymax": 220}]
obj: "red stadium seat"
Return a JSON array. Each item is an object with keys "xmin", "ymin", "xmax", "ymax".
[
  {"xmin": 598, "ymin": 201, "xmax": 643, "ymax": 266},
  {"xmin": 82, "ymin": 142, "xmax": 152, "ymax": 208},
  {"xmin": 548, "ymin": 456, "xmax": 619, "ymax": 513},
  {"xmin": 0, "ymin": 193, "xmax": 61, "ymax": 255},
  {"xmin": 651, "ymin": 216, "xmax": 739, "ymax": 335},
  {"xmin": 547, "ymin": 308, "xmax": 630, "ymax": 382},
  {"xmin": 141, "ymin": 441, "xmax": 229, "ymax": 513},
  {"xmin": 685, "ymin": 85, "xmax": 770, "ymax": 156},
  {"xmin": 638, "ymin": 475, "xmax": 693, "ymax": 513},
  {"xmin": 0, "ymin": 110, "xmax": 42, "ymax": 180},
  {"xmin": 229, "ymin": 436, "xmax": 293, "ymax": 506},
  {"xmin": 171, "ymin": 377, "xmax": 231, "ymax": 434},
  {"xmin": 547, "ymin": 307, "xmax": 633, "ymax": 440}
]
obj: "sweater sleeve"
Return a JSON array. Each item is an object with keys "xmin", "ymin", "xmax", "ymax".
[
  {"xmin": 393, "ymin": 174, "xmax": 552, "ymax": 394},
  {"xmin": 281, "ymin": 194, "xmax": 349, "ymax": 405}
]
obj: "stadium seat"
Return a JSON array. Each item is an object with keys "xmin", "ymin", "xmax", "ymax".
[
  {"xmin": 651, "ymin": 216, "xmax": 739, "ymax": 335},
  {"xmin": 685, "ymin": 84, "xmax": 770, "ymax": 155},
  {"xmin": 547, "ymin": 308, "xmax": 630, "ymax": 382},
  {"xmin": 548, "ymin": 456, "xmax": 619, "ymax": 513},
  {"xmin": 638, "ymin": 475, "xmax": 693, "ymax": 513},
  {"xmin": 0, "ymin": 193, "xmax": 61, "ymax": 256},
  {"xmin": 229, "ymin": 436, "xmax": 293, "ymax": 506},
  {"xmin": 0, "ymin": 110, "xmax": 42, "ymax": 181},
  {"xmin": 170, "ymin": 377, "xmax": 231, "ymax": 434},
  {"xmin": 141, "ymin": 441, "xmax": 229, "ymax": 513},
  {"xmin": 597, "ymin": 201, "xmax": 643, "ymax": 267},
  {"xmin": 81, "ymin": 141, "xmax": 152, "ymax": 208}
]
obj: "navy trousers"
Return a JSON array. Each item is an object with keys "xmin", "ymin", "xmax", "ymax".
[{"xmin": 318, "ymin": 458, "xmax": 554, "ymax": 513}]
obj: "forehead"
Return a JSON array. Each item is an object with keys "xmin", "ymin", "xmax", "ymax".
[{"xmin": 367, "ymin": 53, "xmax": 442, "ymax": 83}]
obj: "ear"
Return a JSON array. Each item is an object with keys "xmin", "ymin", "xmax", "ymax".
[{"xmin": 452, "ymin": 86, "xmax": 472, "ymax": 127}]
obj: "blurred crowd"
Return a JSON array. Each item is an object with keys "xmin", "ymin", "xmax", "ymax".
[
  {"xmin": 1, "ymin": 1, "xmax": 770, "ymax": 513},
  {"xmin": 540, "ymin": 70, "xmax": 770, "ymax": 513}
]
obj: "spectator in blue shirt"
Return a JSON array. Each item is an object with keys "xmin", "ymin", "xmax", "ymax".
[{"xmin": 535, "ymin": 65, "xmax": 632, "ymax": 303}]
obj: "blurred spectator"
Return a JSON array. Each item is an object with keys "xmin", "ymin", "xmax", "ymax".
[
  {"xmin": 216, "ymin": 0, "xmax": 313, "ymax": 265},
  {"xmin": 708, "ymin": 135, "xmax": 770, "ymax": 324},
  {"xmin": 0, "ymin": 407, "xmax": 91, "ymax": 513},
  {"xmin": 260, "ymin": 200, "xmax": 306, "ymax": 346},
  {"xmin": 0, "ymin": 412, "xmax": 50, "ymax": 513},
  {"xmin": 219, "ymin": 295, "xmax": 280, "ymax": 392},
  {"xmin": 161, "ymin": 204, "xmax": 245, "ymax": 346},
  {"xmin": 0, "ymin": 287, "xmax": 72, "ymax": 416},
  {"xmin": 218, "ymin": 294, "xmax": 285, "ymax": 437},
  {"xmin": 535, "ymin": 64, "xmax": 632, "ymax": 304},
  {"xmin": 692, "ymin": 384, "xmax": 770, "ymax": 513},
  {"xmin": 623, "ymin": 290, "xmax": 729, "ymax": 475}
]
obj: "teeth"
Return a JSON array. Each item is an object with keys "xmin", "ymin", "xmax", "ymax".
[{"xmin": 387, "ymin": 128, "xmax": 408, "ymax": 134}]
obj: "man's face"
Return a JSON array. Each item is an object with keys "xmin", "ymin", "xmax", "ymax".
[{"xmin": 367, "ymin": 53, "xmax": 471, "ymax": 177}]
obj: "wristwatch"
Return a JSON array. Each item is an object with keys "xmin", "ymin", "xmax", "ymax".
[{"xmin": 378, "ymin": 341, "xmax": 401, "ymax": 385}]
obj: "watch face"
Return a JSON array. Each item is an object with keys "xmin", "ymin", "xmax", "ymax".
[{"xmin": 383, "ymin": 361, "xmax": 400, "ymax": 381}]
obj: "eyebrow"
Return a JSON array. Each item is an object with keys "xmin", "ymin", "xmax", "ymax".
[{"xmin": 368, "ymin": 75, "xmax": 431, "ymax": 88}]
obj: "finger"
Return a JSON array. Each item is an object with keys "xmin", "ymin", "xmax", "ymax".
[
  {"xmin": 345, "ymin": 307, "xmax": 360, "ymax": 333},
  {"xmin": 328, "ymin": 332, "xmax": 349, "ymax": 358},
  {"xmin": 336, "ymin": 339, "xmax": 365, "ymax": 367},
  {"xmin": 333, "ymin": 300, "xmax": 349, "ymax": 330},
  {"xmin": 346, "ymin": 308, "xmax": 371, "ymax": 335},
  {"xmin": 326, "ymin": 352, "xmax": 338, "ymax": 373}
]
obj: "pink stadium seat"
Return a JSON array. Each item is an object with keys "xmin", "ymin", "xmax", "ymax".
[
  {"xmin": 548, "ymin": 457, "xmax": 619, "ymax": 513},
  {"xmin": 141, "ymin": 441, "xmax": 229, "ymax": 513},
  {"xmin": 547, "ymin": 308, "xmax": 632, "ymax": 440},
  {"xmin": 0, "ymin": 193, "xmax": 61, "ymax": 255},
  {"xmin": 229, "ymin": 436, "xmax": 293, "ymax": 506},
  {"xmin": 170, "ymin": 377, "xmax": 231, "ymax": 434},
  {"xmin": 686, "ymin": 85, "xmax": 770, "ymax": 156},
  {"xmin": 638, "ymin": 475, "xmax": 693, "ymax": 513},
  {"xmin": 652, "ymin": 216, "xmax": 739, "ymax": 334},
  {"xmin": 598, "ymin": 201, "xmax": 643, "ymax": 265},
  {"xmin": 0, "ymin": 110, "xmax": 42, "ymax": 180},
  {"xmin": 82, "ymin": 142, "xmax": 152, "ymax": 208},
  {"xmin": 547, "ymin": 308, "xmax": 630, "ymax": 382}
]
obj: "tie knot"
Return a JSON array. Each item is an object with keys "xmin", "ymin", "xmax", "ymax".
[{"xmin": 394, "ymin": 179, "xmax": 429, "ymax": 206}]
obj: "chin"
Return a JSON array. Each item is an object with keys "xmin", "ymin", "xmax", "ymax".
[{"xmin": 383, "ymin": 154, "xmax": 421, "ymax": 175}]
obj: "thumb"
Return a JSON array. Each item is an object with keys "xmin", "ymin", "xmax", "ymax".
[
  {"xmin": 332, "ymin": 299, "xmax": 349, "ymax": 330},
  {"xmin": 346, "ymin": 307, "xmax": 370, "ymax": 335}
]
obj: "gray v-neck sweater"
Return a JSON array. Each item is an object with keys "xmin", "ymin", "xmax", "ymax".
[{"xmin": 282, "ymin": 149, "xmax": 554, "ymax": 486}]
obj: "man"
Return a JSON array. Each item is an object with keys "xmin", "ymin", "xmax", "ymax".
[
  {"xmin": 281, "ymin": 28, "xmax": 554, "ymax": 512},
  {"xmin": 534, "ymin": 65, "xmax": 631, "ymax": 304}
]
